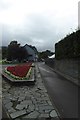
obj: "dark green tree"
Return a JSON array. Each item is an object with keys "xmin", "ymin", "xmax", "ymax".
[
  {"xmin": 7, "ymin": 41, "xmax": 20, "ymax": 61},
  {"xmin": 7, "ymin": 40, "xmax": 28, "ymax": 62},
  {"xmin": 2, "ymin": 46, "xmax": 8, "ymax": 59},
  {"xmin": 38, "ymin": 50, "xmax": 54, "ymax": 60}
]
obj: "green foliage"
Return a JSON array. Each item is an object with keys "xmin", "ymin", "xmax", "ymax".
[
  {"xmin": 2, "ymin": 46, "xmax": 8, "ymax": 59},
  {"xmin": 38, "ymin": 50, "xmax": 54, "ymax": 60},
  {"xmin": 55, "ymin": 30, "xmax": 80, "ymax": 59},
  {"xmin": 7, "ymin": 41, "xmax": 20, "ymax": 61},
  {"xmin": 7, "ymin": 40, "xmax": 28, "ymax": 62}
]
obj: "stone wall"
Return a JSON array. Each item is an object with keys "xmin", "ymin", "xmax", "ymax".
[
  {"xmin": 55, "ymin": 59, "xmax": 78, "ymax": 79},
  {"xmin": 45, "ymin": 58, "xmax": 79, "ymax": 85}
]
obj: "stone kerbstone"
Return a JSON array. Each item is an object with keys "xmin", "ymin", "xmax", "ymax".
[
  {"xmin": 28, "ymin": 104, "xmax": 35, "ymax": 111},
  {"xmin": 37, "ymin": 101, "xmax": 47, "ymax": 105},
  {"xmin": 50, "ymin": 110, "xmax": 58, "ymax": 117},
  {"xmin": 38, "ymin": 110, "xmax": 45, "ymax": 114},
  {"xmin": 16, "ymin": 104, "xmax": 25, "ymax": 110},
  {"xmin": 15, "ymin": 118, "xmax": 20, "ymax": 120},
  {"xmin": 37, "ymin": 103, "xmax": 48, "ymax": 107},
  {"xmin": 42, "ymin": 97, "xmax": 50, "ymax": 101},
  {"xmin": 23, "ymin": 111, "xmax": 39, "ymax": 118},
  {"xmin": 39, "ymin": 105, "xmax": 54, "ymax": 111},
  {"xmin": 39, "ymin": 113, "xmax": 49, "ymax": 118},
  {"xmin": 5, "ymin": 102, "xmax": 13, "ymax": 110},
  {"xmin": 21, "ymin": 100, "xmax": 32, "ymax": 105},
  {"xmin": 18, "ymin": 96, "xmax": 25, "ymax": 102},
  {"xmin": 3, "ymin": 99, "xmax": 10, "ymax": 105},
  {"xmin": 8, "ymin": 107, "xmax": 16, "ymax": 113},
  {"xmin": 44, "ymin": 109, "xmax": 52, "ymax": 113},
  {"xmin": 32, "ymin": 98, "xmax": 37, "ymax": 104},
  {"xmin": 10, "ymin": 110, "xmax": 26, "ymax": 119},
  {"xmin": 10, "ymin": 96, "xmax": 18, "ymax": 101}
]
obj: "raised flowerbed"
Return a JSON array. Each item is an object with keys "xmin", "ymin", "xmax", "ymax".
[{"xmin": 2, "ymin": 62, "xmax": 35, "ymax": 84}]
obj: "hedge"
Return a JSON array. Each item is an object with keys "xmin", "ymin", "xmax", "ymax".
[{"xmin": 55, "ymin": 30, "xmax": 80, "ymax": 59}]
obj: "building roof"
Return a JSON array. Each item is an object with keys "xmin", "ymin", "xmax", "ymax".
[{"xmin": 24, "ymin": 44, "xmax": 38, "ymax": 54}]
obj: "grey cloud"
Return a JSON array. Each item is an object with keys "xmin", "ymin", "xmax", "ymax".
[
  {"xmin": 2, "ymin": 12, "xmax": 77, "ymax": 52},
  {"xmin": 2, "ymin": 14, "xmax": 56, "ymax": 50}
]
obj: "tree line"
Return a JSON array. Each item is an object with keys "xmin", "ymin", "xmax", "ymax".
[
  {"xmin": 2, "ymin": 41, "xmax": 54, "ymax": 62},
  {"xmin": 38, "ymin": 50, "xmax": 54, "ymax": 61}
]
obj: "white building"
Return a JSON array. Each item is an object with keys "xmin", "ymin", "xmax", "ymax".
[{"xmin": 23, "ymin": 44, "xmax": 38, "ymax": 61}]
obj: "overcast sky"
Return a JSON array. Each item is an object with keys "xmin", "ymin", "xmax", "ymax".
[{"xmin": 0, "ymin": 0, "xmax": 79, "ymax": 52}]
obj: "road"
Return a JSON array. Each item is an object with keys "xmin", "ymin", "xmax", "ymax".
[{"xmin": 38, "ymin": 62, "xmax": 79, "ymax": 119}]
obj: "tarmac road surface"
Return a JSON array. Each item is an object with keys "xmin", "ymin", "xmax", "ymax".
[{"xmin": 38, "ymin": 62, "xmax": 79, "ymax": 119}]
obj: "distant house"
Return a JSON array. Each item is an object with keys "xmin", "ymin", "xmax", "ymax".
[{"xmin": 23, "ymin": 44, "xmax": 38, "ymax": 61}]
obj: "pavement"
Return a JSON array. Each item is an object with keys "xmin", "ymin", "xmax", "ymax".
[{"xmin": 2, "ymin": 63, "xmax": 59, "ymax": 120}]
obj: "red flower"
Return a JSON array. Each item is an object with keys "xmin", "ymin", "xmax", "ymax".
[{"xmin": 6, "ymin": 62, "xmax": 32, "ymax": 78}]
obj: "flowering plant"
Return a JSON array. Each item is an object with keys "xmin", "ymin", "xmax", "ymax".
[{"xmin": 5, "ymin": 62, "xmax": 32, "ymax": 80}]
